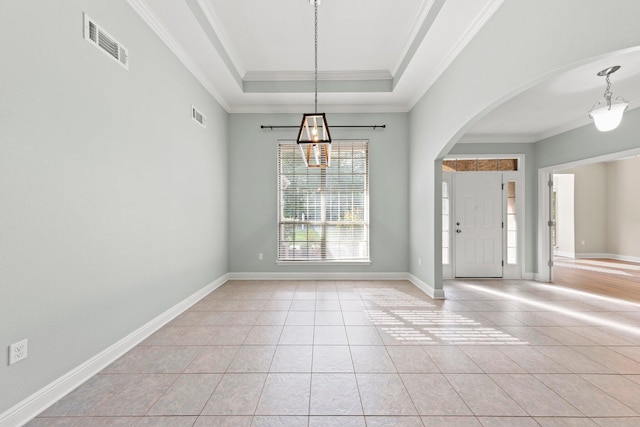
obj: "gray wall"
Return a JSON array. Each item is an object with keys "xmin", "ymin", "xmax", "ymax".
[
  {"xmin": 537, "ymin": 108, "xmax": 640, "ymax": 169},
  {"xmin": 228, "ymin": 113, "xmax": 409, "ymax": 274},
  {"xmin": 607, "ymin": 157, "xmax": 640, "ymax": 258},
  {"xmin": 557, "ymin": 164, "xmax": 607, "ymax": 255},
  {"xmin": 0, "ymin": 0, "xmax": 228, "ymax": 413},
  {"xmin": 555, "ymin": 158, "xmax": 640, "ymax": 259}
]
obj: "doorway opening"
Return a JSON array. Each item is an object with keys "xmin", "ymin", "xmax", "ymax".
[
  {"xmin": 538, "ymin": 148, "xmax": 640, "ymax": 290},
  {"xmin": 442, "ymin": 155, "xmax": 524, "ymax": 279}
]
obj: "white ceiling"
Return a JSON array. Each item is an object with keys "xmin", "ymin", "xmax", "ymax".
[{"xmin": 128, "ymin": 0, "xmax": 640, "ymax": 142}]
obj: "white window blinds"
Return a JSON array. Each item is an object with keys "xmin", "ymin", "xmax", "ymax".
[{"xmin": 277, "ymin": 140, "xmax": 369, "ymax": 262}]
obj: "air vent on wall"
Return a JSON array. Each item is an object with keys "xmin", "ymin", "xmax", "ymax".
[
  {"xmin": 83, "ymin": 13, "xmax": 129, "ymax": 69},
  {"xmin": 192, "ymin": 105, "xmax": 206, "ymax": 128}
]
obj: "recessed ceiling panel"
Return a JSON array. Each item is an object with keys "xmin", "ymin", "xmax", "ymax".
[{"xmin": 205, "ymin": 0, "xmax": 425, "ymax": 74}]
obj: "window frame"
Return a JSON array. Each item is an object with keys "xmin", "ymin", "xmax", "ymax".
[{"xmin": 276, "ymin": 139, "xmax": 371, "ymax": 265}]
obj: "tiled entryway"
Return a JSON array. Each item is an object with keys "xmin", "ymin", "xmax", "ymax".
[{"xmin": 28, "ymin": 279, "xmax": 640, "ymax": 426}]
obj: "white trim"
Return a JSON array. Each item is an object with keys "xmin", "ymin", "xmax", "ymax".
[
  {"xmin": 610, "ymin": 254, "xmax": 640, "ymax": 264},
  {"xmin": 537, "ymin": 146, "xmax": 640, "ymax": 284},
  {"xmin": 573, "ymin": 252, "xmax": 609, "ymax": 259},
  {"xmin": 442, "ymin": 154, "xmax": 525, "ymax": 280},
  {"xmin": 522, "ymin": 272, "xmax": 535, "ymax": 280},
  {"xmin": 408, "ymin": 274, "xmax": 446, "ymax": 299},
  {"xmin": 391, "ymin": 0, "xmax": 437, "ymax": 77},
  {"xmin": 228, "ymin": 272, "xmax": 407, "ymax": 281},
  {"xmin": 407, "ymin": 0, "xmax": 504, "ymax": 109},
  {"xmin": 228, "ymin": 103, "xmax": 410, "ymax": 114},
  {"xmin": 537, "ymin": 169, "xmax": 552, "ymax": 282},
  {"xmin": 574, "ymin": 253, "xmax": 640, "ymax": 264},
  {"xmin": 244, "ymin": 70, "xmax": 392, "ymax": 82},
  {"xmin": 196, "ymin": 0, "xmax": 245, "ymax": 77},
  {"xmin": 228, "ymin": 272, "xmax": 447, "ymax": 300},
  {"xmin": 554, "ymin": 250, "xmax": 575, "ymax": 258},
  {"xmin": 534, "ymin": 272, "xmax": 547, "ymax": 282},
  {"xmin": 458, "ymin": 133, "xmax": 536, "ymax": 144},
  {"xmin": 126, "ymin": 0, "xmax": 230, "ymax": 111},
  {"xmin": 0, "ymin": 274, "xmax": 229, "ymax": 427}
]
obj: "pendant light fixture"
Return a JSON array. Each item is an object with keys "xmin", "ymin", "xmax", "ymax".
[
  {"xmin": 296, "ymin": 0, "xmax": 331, "ymax": 168},
  {"xmin": 589, "ymin": 65, "xmax": 628, "ymax": 132}
]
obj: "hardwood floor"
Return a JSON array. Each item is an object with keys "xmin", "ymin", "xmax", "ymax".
[{"xmin": 552, "ymin": 257, "xmax": 640, "ymax": 302}]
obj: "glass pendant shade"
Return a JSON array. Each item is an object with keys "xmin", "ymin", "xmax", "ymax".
[
  {"xmin": 297, "ymin": 113, "xmax": 331, "ymax": 168},
  {"xmin": 589, "ymin": 65, "xmax": 628, "ymax": 132},
  {"xmin": 589, "ymin": 101, "xmax": 628, "ymax": 132}
]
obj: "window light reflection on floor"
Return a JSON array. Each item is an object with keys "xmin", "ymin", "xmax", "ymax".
[
  {"xmin": 554, "ymin": 262, "xmax": 632, "ymax": 276},
  {"xmin": 361, "ymin": 288, "xmax": 526, "ymax": 345},
  {"xmin": 465, "ymin": 283, "xmax": 640, "ymax": 337},
  {"xmin": 534, "ymin": 282, "xmax": 640, "ymax": 309},
  {"xmin": 573, "ymin": 259, "xmax": 640, "ymax": 271},
  {"xmin": 423, "ymin": 327, "xmax": 523, "ymax": 344}
]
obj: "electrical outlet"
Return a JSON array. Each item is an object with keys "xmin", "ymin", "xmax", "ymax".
[
  {"xmin": 418, "ymin": 258, "xmax": 422, "ymax": 266},
  {"xmin": 9, "ymin": 339, "xmax": 28, "ymax": 365},
  {"xmin": 258, "ymin": 253, "xmax": 263, "ymax": 260}
]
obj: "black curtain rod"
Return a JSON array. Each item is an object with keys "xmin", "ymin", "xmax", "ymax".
[{"xmin": 260, "ymin": 125, "xmax": 386, "ymax": 130}]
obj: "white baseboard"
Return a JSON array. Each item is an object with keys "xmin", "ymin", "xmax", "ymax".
[
  {"xmin": 0, "ymin": 274, "xmax": 229, "ymax": 427},
  {"xmin": 227, "ymin": 272, "xmax": 409, "ymax": 281},
  {"xmin": 574, "ymin": 252, "xmax": 610, "ymax": 259},
  {"xmin": 554, "ymin": 250, "xmax": 575, "ymax": 258},
  {"xmin": 408, "ymin": 274, "xmax": 445, "ymax": 299},
  {"xmin": 574, "ymin": 253, "xmax": 640, "ymax": 264},
  {"xmin": 522, "ymin": 272, "xmax": 535, "ymax": 280},
  {"xmin": 612, "ymin": 254, "xmax": 640, "ymax": 264},
  {"xmin": 229, "ymin": 271, "xmax": 446, "ymax": 299}
]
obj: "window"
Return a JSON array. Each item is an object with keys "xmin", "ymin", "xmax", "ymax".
[
  {"xmin": 442, "ymin": 158, "xmax": 518, "ymax": 172},
  {"xmin": 442, "ymin": 180, "xmax": 450, "ymax": 264},
  {"xmin": 277, "ymin": 140, "xmax": 369, "ymax": 262},
  {"xmin": 506, "ymin": 181, "xmax": 517, "ymax": 264}
]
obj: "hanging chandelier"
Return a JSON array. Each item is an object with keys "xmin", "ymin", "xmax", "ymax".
[
  {"xmin": 588, "ymin": 65, "xmax": 628, "ymax": 132},
  {"xmin": 296, "ymin": 0, "xmax": 331, "ymax": 168}
]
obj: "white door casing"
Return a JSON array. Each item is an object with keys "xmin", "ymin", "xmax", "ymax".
[{"xmin": 454, "ymin": 173, "xmax": 503, "ymax": 278}]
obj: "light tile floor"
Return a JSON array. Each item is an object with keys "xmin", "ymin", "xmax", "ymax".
[{"xmin": 27, "ymin": 279, "xmax": 640, "ymax": 426}]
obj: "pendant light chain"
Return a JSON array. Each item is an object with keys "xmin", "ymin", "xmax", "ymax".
[
  {"xmin": 604, "ymin": 73, "xmax": 612, "ymax": 109},
  {"xmin": 314, "ymin": 0, "xmax": 318, "ymax": 114}
]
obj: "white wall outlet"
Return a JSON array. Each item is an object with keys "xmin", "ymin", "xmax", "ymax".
[
  {"xmin": 9, "ymin": 339, "xmax": 28, "ymax": 365},
  {"xmin": 258, "ymin": 253, "xmax": 263, "ymax": 260},
  {"xmin": 418, "ymin": 257, "xmax": 422, "ymax": 266},
  {"xmin": 581, "ymin": 240, "xmax": 586, "ymax": 245}
]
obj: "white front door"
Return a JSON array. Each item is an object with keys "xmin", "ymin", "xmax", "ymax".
[{"xmin": 454, "ymin": 173, "xmax": 503, "ymax": 278}]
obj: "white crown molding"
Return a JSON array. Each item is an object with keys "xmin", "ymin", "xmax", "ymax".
[
  {"xmin": 534, "ymin": 117, "xmax": 592, "ymax": 142},
  {"xmin": 244, "ymin": 70, "xmax": 392, "ymax": 82},
  {"xmin": 227, "ymin": 102, "xmax": 410, "ymax": 114},
  {"xmin": 391, "ymin": 0, "xmax": 437, "ymax": 76},
  {"xmin": 126, "ymin": 0, "xmax": 230, "ymax": 111},
  {"xmin": 196, "ymin": 0, "xmax": 246, "ymax": 77},
  {"xmin": 0, "ymin": 274, "xmax": 229, "ymax": 427},
  {"xmin": 407, "ymin": 0, "xmax": 504, "ymax": 109},
  {"xmin": 458, "ymin": 133, "xmax": 536, "ymax": 144}
]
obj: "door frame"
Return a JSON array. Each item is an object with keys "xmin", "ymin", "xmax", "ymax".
[
  {"xmin": 536, "ymin": 147, "xmax": 640, "ymax": 282},
  {"xmin": 443, "ymin": 154, "xmax": 525, "ymax": 280}
]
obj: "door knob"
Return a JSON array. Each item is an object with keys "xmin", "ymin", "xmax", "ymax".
[
  {"xmin": 456, "ymin": 229, "xmax": 462, "ymax": 233},
  {"xmin": 456, "ymin": 222, "xmax": 460, "ymax": 226}
]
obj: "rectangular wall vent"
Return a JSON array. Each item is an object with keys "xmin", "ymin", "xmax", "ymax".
[
  {"xmin": 83, "ymin": 13, "xmax": 129, "ymax": 70},
  {"xmin": 192, "ymin": 105, "xmax": 206, "ymax": 128}
]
